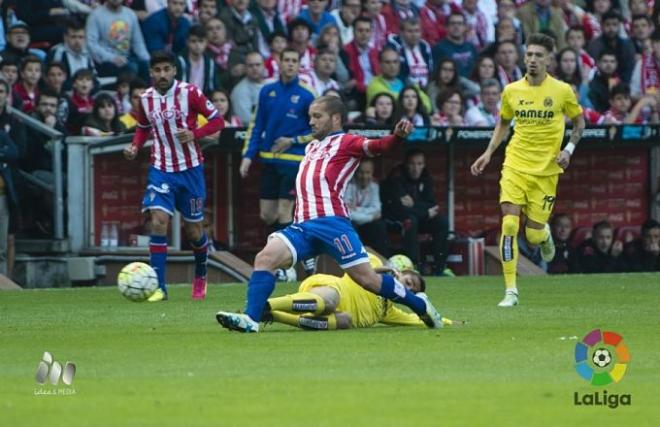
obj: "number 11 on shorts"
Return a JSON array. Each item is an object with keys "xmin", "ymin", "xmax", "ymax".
[{"xmin": 333, "ymin": 234, "xmax": 354, "ymax": 255}]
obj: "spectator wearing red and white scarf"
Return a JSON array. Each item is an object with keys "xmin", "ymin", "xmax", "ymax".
[
  {"xmin": 494, "ymin": 40, "xmax": 522, "ymax": 88},
  {"xmin": 630, "ymin": 30, "xmax": 660, "ymax": 98},
  {"xmin": 205, "ymin": 17, "xmax": 233, "ymax": 71},
  {"xmin": 264, "ymin": 30, "xmax": 288, "ymax": 79},
  {"xmin": 462, "ymin": 0, "xmax": 489, "ymax": 50},
  {"xmin": 386, "ymin": 17, "xmax": 433, "ymax": 88},
  {"xmin": 299, "ymin": 49, "xmax": 340, "ymax": 95},
  {"xmin": 362, "ymin": 0, "xmax": 388, "ymax": 50}
]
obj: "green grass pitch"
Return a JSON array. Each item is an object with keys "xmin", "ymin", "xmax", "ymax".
[{"xmin": 1, "ymin": 274, "xmax": 659, "ymax": 427}]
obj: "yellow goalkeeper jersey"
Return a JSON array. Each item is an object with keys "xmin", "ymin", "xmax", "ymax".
[
  {"xmin": 299, "ymin": 273, "xmax": 424, "ymax": 328},
  {"xmin": 500, "ymin": 74, "xmax": 582, "ymax": 176}
]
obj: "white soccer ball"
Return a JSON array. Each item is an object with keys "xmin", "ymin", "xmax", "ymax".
[
  {"xmin": 117, "ymin": 262, "xmax": 159, "ymax": 302},
  {"xmin": 388, "ymin": 254, "xmax": 415, "ymax": 272},
  {"xmin": 592, "ymin": 348, "xmax": 612, "ymax": 368}
]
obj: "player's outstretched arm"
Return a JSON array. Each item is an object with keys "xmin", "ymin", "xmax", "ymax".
[
  {"xmin": 470, "ymin": 118, "xmax": 511, "ymax": 176},
  {"xmin": 361, "ymin": 119, "xmax": 414, "ymax": 156},
  {"xmin": 557, "ymin": 114, "xmax": 585, "ymax": 169}
]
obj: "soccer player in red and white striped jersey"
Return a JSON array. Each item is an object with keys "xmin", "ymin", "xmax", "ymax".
[
  {"xmin": 216, "ymin": 96, "xmax": 445, "ymax": 333},
  {"xmin": 123, "ymin": 51, "xmax": 224, "ymax": 302}
]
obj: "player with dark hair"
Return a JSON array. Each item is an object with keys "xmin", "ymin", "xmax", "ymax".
[
  {"xmin": 123, "ymin": 51, "xmax": 225, "ymax": 301},
  {"xmin": 471, "ymin": 33, "xmax": 585, "ymax": 307},
  {"xmin": 216, "ymin": 95, "xmax": 444, "ymax": 333}
]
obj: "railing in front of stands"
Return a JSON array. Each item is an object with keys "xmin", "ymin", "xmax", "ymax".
[
  {"xmin": 208, "ymin": 124, "xmax": 660, "ymax": 149},
  {"xmin": 8, "ymin": 106, "xmax": 65, "ymax": 240}
]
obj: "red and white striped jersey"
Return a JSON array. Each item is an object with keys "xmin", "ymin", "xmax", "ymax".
[
  {"xmin": 294, "ymin": 132, "xmax": 373, "ymax": 223},
  {"xmin": 136, "ymin": 80, "xmax": 218, "ymax": 172}
]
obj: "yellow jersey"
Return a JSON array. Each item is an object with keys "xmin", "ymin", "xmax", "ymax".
[
  {"xmin": 298, "ymin": 273, "xmax": 424, "ymax": 329},
  {"xmin": 500, "ymin": 74, "xmax": 582, "ymax": 176}
]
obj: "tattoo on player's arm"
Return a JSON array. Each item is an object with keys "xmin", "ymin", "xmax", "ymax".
[{"xmin": 569, "ymin": 116, "xmax": 585, "ymax": 146}]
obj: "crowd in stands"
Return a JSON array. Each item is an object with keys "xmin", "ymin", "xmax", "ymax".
[
  {"xmin": 1, "ymin": 0, "xmax": 660, "ymax": 274},
  {"xmin": 0, "ymin": 0, "xmax": 656, "ymax": 141}
]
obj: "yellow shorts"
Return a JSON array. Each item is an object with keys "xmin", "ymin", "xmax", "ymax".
[
  {"xmin": 499, "ymin": 166, "xmax": 558, "ymax": 224},
  {"xmin": 298, "ymin": 275, "xmax": 344, "ymax": 295}
]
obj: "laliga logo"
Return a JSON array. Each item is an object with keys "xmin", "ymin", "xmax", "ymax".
[
  {"xmin": 35, "ymin": 351, "xmax": 76, "ymax": 386},
  {"xmin": 573, "ymin": 329, "xmax": 631, "ymax": 409}
]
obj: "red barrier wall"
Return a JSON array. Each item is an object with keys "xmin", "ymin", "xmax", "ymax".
[{"xmin": 92, "ymin": 146, "xmax": 650, "ymax": 250}]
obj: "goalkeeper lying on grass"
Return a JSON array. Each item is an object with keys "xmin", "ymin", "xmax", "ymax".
[{"xmin": 262, "ymin": 254, "xmax": 464, "ymax": 330}]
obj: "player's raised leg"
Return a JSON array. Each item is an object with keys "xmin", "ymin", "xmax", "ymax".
[
  {"xmin": 526, "ymin": 220, "xmax": 554, "ymax": 262},
  {"xmin": 216, "ymin": 235, "xmax": 295, "ymax": 332},
  {"xmin": 525, "ymin": 176, "xmax": 559, "ymax": 263},
  {"xmin": 499, "ymin": 203, "xmax": 521, "ymax": 307}
]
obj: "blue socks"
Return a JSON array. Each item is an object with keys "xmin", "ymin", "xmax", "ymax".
[
  {"xmin": 190, "ymin": 233, "xmax": 209, "ymax": 278},
  {"xmin": 378, "ymin": 273, "xmax": 426, "ymax": 316},
  {"xmin": 149, "ymin": 235, "xmax": 168, "ymax": 293},
  {"xmin": 245, "ymin": 270, "xmax": 276, "ymax": 322}
]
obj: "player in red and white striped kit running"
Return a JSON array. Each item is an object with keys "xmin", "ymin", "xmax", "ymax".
[
  {"xmin": 216, "ymin": 95, "xmax": 444, "ymax": 332},
  {"xmin": 123, "ymin": 51, "xmax": 224, "ymax": 302}
]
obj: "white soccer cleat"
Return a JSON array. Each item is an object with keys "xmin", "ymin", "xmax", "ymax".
[
  {"xmin": 539, "ymin": 223, "xmax": 555, "ymax": 262},
  {"xmin": 215, "ymin": 311, "xmax": 260, "ymax": 333},
  {"xmin": 301, "ymin": 257, "xmax": 317, "ymax": 275},
  {"xmin": 275, "ymin": 267, "xmax": 297, "ymax": 282},
  {"xmin": 497, "ymin": 291, "xmax": 519, "ymax": 307},
  {"xmin": 416, "ymin": 292, "xmax": 444, "ymax": 328}
]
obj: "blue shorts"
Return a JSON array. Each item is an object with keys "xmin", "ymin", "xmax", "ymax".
[
  {"xmin": 274, "ymin": 216, "xmax": 369, "ymax": 269},
  {"xmin": 259, "ymin": 164, "xmax": 297, "ymax": 200},
  {"xmin": 142, "ymin": 165, "xmax": 206, "ymax": 222}
]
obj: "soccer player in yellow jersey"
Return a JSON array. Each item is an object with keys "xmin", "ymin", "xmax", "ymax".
[
  {"xmin": 470, "ymin": 33, "xmax": 585, "ymax": 307},
  {"xmin": 263, "ymin": 254, "xmax": 458, "ymax": 330}
]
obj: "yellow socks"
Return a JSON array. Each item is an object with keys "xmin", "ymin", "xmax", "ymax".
[
  {"xmin": 267, "ymin": 292, "xmax": 326, "ymax": 315},
  {"xmin": 525, "ymin": 225, "xmax": 549, "ymax": 246},
  {"xmin": 500, "ymin": 215, "xmax": 519, "ymax": 290},
  {"xmin": 271, "ymin": 311, "xmax": 337, "ymax": 330}
]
